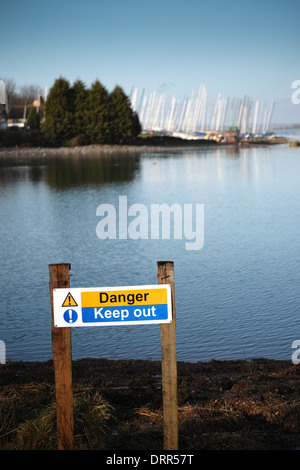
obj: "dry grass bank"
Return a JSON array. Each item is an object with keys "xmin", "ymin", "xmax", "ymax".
[{"xmin": 0, "ymin": 358, "xmax": 299, "ymax": 450}]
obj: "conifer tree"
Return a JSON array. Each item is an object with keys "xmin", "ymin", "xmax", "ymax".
[
  {"xmin": 132, "ymin": 111, "xmax": 142, "ymax": 138},
  {"xmin": 43, "ymin": 77, "xmax": 141, "ymax": 145},
  {"xmin": 109, "ymin": 85, "xmax": 136, "ymax": 143},
  {"xmin": 27, "ymin": 106, "xmax": 40, "ymax": 129},
  {"xmin": 72, "ymin": 79, "xmax": 88, "ymax": 141},
  {"xmin": 43, "ymin": 77, "xmax": 74, "ymax": 142},
  {"xmin": 85, "ymin": 80, "xmax": 110, "ymax": 143}
]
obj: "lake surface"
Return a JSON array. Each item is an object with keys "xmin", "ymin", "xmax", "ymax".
[{"xmin": 0, "ymin": 140, "xmax": 299, "ymax": 362}]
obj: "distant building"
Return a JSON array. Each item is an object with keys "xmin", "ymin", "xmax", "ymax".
[
  {"xmin": 6, "ymin": 105, "xmax": 29, "ymax": 129},
  {"xmin": 6, "ymin": 94, "xmax": 43, "ymax": 129},
  {"xmin": 223, "ymin": 127, "xmax": 240, "ymax": 143}
]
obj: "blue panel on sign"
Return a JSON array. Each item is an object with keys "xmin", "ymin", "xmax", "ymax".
[{"xmin": 82, "ymin": 304, "xmax": 168, "ymax": 323}]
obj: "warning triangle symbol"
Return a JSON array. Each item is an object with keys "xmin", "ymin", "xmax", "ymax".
[{"xmin": 62, "ymin": 292, "xmax": 78, "ymax": 307}]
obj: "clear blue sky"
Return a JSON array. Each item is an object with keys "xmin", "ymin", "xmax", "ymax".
[{"xmin": 1, "ymin": 0, "xmax": 300, "ymax": 124}]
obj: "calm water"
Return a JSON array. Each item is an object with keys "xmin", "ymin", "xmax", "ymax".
[{"xmin": 0, "ymin": 142, "xmax": 299, "ymax": 362}]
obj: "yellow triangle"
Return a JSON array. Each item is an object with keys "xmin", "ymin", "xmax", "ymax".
[{"xmin": 62, "ymin": 292, "xmax": 78, "ymax": 307}]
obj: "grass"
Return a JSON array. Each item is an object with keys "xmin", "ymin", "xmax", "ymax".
[
  {"xmin": 0, "ymin": 387, "xmax": 114, "ymax": 450},
  {"xmin": 0, "ymin": 358, "xmax": 299, "ymax": 450}
]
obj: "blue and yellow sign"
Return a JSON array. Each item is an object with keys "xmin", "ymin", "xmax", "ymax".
[{"xmin": 53, "ymin": 285, "xmax": 172, "ymax": 327}]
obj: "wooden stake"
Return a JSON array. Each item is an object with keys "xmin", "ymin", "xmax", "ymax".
[
  {"xmin": 49, "ymin": 263, "xmax": 74, "ymax": 450},
  {"xmin": 157, "ymin": 261, "xmax": 178, "ymax": 450}
]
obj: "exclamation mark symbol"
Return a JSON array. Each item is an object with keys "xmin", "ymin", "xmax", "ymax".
[
  {"xmin": 62, "ymin": 293, "xmax": 77, "ymax": 308},
  {"xmin": 69, "ymin": 309, "xmax": 73, "ymax": 323}
]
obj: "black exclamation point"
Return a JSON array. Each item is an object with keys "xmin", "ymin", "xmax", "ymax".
[{"xmin": 68, "ymin": 294, "xmax": 71, "ymax": 306}]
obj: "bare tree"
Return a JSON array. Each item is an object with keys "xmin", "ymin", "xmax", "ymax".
[{"xmin": 19, "ymin": 85, "xmax": 39, "ymax": 106}]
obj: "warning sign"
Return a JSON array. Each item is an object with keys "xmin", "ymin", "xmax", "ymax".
[
  {"xmin": 53, "ymin": 285, "xmax": 172, "ymax": 327},
  {"xmin": 62, "ymin": 292, "xmax": 78, "ymax": 308}
]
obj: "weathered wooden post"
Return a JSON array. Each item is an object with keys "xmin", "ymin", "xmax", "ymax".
[
  {"xmin": 49, "ymin": 263, "xmax": 74, "ymax": 450},
  {"xmin": 157, "ymin": 261, "xmax": 178, "ymax": 450}
]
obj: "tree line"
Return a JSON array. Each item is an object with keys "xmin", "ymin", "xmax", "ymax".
[{"xmin": 43, "ymin": 77, "xmax": 141, "ymax": 145}]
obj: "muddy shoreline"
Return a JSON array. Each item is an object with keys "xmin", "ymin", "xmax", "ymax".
[
  {"xmin": 0, "ymin": 357, "xmax": 299, "ymax": 450},
  {"xmin": 0, "ymin": 142, "xmax": 229, "ymax": 159}
]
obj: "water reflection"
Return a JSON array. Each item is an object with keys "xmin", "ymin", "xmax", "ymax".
[
  {"xmin": 0, "ymin": 145, "xmax": 277, "ymax": 189},
  {"xmin": 0, "ymin": 153, "xmax": 142, "ymax": 189},
  {"xmin": 45, "ymin": 154, "xmax": 141, "ymax": 189},
  {"xmin": 140, "ymin": 145, "xmax": 276, "ymax": 187}
]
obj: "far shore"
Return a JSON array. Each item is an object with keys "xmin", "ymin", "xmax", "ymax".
[
  {"xmin": 0, "ymin": 140, "xmax": 287, "ymax": 160},
  {"xmin": 0, "ymin": 132, "xmax": 290, "ymax": 159},
  {"xmin": 0, "ymin": 141, "xmax": 233, "ymax": 159}
]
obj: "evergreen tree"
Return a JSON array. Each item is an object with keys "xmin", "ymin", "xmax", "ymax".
[
  {"xmin": 27, "ymin": 106, "xmax": 40, "ymax": 129},
  {"xmin": 85, "ymin": 80, "xmax": 110, "ymax": 143},
  {"xmin": 43, "ymin": 77, "xmax": 74, "ymax": 142},
  {"xmin": 42, "ymin": 76, "xmax": 141, "ymax": 145},
  {"xmin": 109, "ymin": 85, "xmax": 136, "ymax": 143},
  {"xmin": 132, "ymin": 111, "xmax": 142, "ymax": 138},
  {"xmin": 72, "ymin": 79, "xmax": 88, "ymax": 141}
]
